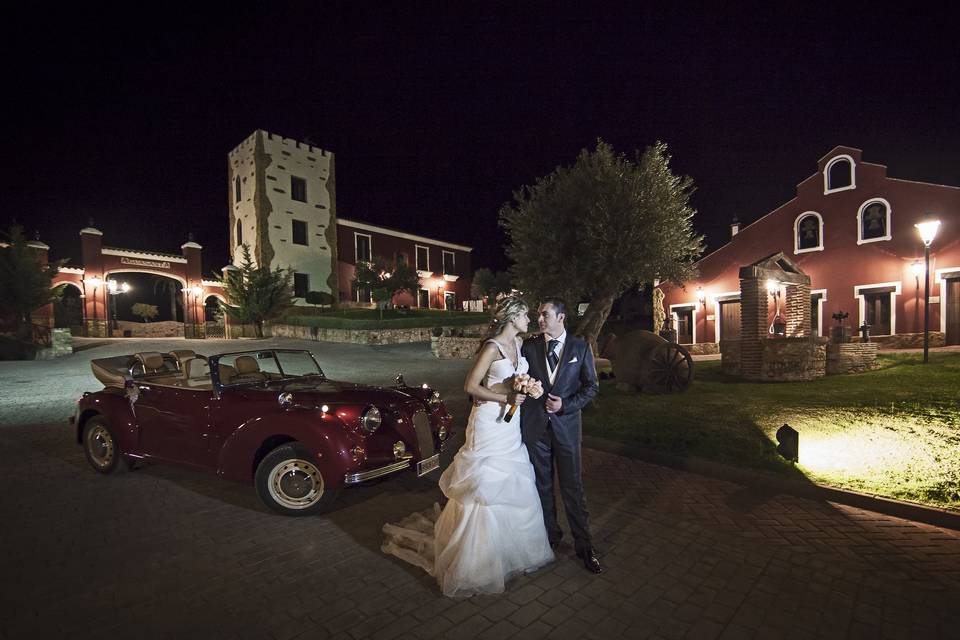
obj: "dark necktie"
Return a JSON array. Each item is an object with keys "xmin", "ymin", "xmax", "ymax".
[{"xmin": 547, "ymin": 339, "xmax": 559, "ymax": 371}]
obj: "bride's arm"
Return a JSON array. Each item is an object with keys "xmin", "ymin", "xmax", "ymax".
[{"xmin": 464, "ymin": 342, "xmax": 525, "ymax": 405}]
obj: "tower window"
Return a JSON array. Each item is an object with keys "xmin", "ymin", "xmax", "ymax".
[
  {"xmin": 293, "ymin": 273, "xmax": 309, "ymax": 298},
  {"xmin": 292, "ymin": 220, "xmax": 308, "ymax": 246},
  {"xmin": 235, "ymin": 220, "xmax": 243, "ymax": 247},
  {"xmin": 291, "ymin": 176, "xmax": 307, "ymax": 202},
  {"xmin": 794, "ymin": 212, "xmax": 823, "ymax": 253},
  {"xmin": 234, "ymin": 175, "xmax": 242, "ymax": 203},
  {"xmin": 857, "ymin": 198, "xmax": 892, "ymax": 244}
]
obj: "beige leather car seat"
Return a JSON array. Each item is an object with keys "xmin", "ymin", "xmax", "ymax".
[
  {"xmin": 169, "ymin": 350, "xmax": 197, "ymax": 372},
  {"xmin": 134, "ymin": 352, "xmax": 166, "ymax": 374},
  {"xmin": 233, "ymin": 355, "xmax": 266, "ymax": 382},
  {"xmin": 183, "ymin": 357, "xmax": 211, "ymax": 388}
]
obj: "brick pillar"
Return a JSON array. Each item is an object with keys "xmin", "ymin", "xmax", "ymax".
[
  {"xmin": 785, "ymin": 283, "xmax": 810, "ymax": 337},
  {"xmin": 739, "ymin": 278, "xmax": 766, "ymax": 378},
  {"xmin": 182, "ymin": 239, "xmax": 204, "ymax": 339}
]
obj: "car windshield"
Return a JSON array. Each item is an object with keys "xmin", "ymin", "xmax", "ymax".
[{"xmin": 214, "ymin": 350, "xmax": 324, "ymax": 387}]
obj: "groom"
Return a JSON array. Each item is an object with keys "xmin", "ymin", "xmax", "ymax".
[{"xmin": 521, "ymin": 298, "xmax": 603, "ymax": 574}]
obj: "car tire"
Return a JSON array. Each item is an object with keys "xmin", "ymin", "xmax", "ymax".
[
  {"xmin": 255, "ymin": 444, "xmax": 339, "ymax": 516},
  {"xmin": 82, "ymin": 416, "xmax": 127, "ymax": 475}
]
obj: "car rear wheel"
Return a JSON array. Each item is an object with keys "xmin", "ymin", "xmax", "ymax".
[
  {"xmin": 83, "ymin": 417, "xmax": 127, "ymax": 475},
  {"xmin": 255, "ymin": 444, "xmax": 339, "ymax": 516}
]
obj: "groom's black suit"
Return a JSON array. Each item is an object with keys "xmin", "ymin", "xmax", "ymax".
[{"xmin": 521, "ymin": 333, "xmax": 599, "ymax": 555}]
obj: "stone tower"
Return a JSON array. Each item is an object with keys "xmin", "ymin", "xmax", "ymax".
[{"xmin": 227, "ymin": 130, "xmax": 339, "ymax": 302}]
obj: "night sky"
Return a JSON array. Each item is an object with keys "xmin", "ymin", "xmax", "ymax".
[{"xmin": 4, "ymin": 3, "xmax": 959, "ymax": 277}]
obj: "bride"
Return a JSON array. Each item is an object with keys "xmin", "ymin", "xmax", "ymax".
[{"xmin": 382, "ymin": 294, "xmax": 554, "ymax": 596}]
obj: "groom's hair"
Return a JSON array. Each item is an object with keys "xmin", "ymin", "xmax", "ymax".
[{"xmin": 541, "ymin": 297, "xmax": 567, "ymax": 322}]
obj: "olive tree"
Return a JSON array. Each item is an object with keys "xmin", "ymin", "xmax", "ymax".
[
  {"xmin": 0, "ymin": 225, "xmax": 65, "ymax": 340},
  {"xmin": 351, "ymin": 255, "xmax": 420, "ymax": 321},
  {"xmin": 500, "ymin": 140, "xmax": 703, "ymax": 351}
]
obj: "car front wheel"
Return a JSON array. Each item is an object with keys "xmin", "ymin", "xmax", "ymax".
[
  {"xmin": 255, "ymin": 444, "xmax": 339, "ymax": 516},
  {"xmin": 83, "ymin": 417, "xmax": 127, "ymax": 475}
]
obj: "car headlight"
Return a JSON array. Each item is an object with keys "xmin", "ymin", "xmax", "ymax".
[{"xmin": 361, "ymin": 406, "xmax": 382, "ymax": 433}]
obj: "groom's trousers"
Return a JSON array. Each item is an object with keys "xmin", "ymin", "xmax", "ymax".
[{"xmin": 528, "ymin": 418, "xmax": 592, "ymax": 554}]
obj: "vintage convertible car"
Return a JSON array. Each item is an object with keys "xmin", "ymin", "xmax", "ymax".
[{"xmin": 71, "ymin": 349, "xmax": 453, "ymax": 515}]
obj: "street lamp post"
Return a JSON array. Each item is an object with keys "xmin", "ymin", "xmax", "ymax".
[
  {"xmin": 84, "ymin": 276, "xmax": 103, "ymax": 336},
  {"xmin": 915, "ymin": 219, "xmax": 941, "ymax": 364},
  {"xmin": 189, "ymin": 285, "xmax": 204, "ymax": 338},
  {"xmin": 107, "ymin": 279, "xmax": 131, "ymax": 334}
]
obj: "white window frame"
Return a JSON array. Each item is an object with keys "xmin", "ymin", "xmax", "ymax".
[
  {"xmin": 442, "ymin": 250, "xmax": 455, "ymax": 275},
  {"xmin": 354, "ymin": 232, "xmax": 372, "ymax": 264},
  {"xmin": 711, "ymin": 291, "xmax": 741, "ymax": 343},
  {"xmin": 857, "ymin": 198, "xmax": 893, "ymax": 245},
  {"xmin": 793, "ymin": 211, "xmax": 824, "ymax": 254},
  {"xmin": 854, "ymin": 281, "xmax": 901, "ymax": 336},
  {"xmin": 823, "ymin": 154, "xmax": 857, "ymax": 195},
  {"xmin": 444, "ymin": 291, "xmax": 456, "ymax": 310},
  {"xmin": 810, "ymin": 289, "xmax": 827, "ymax": 337},
  {"xmin": 415, "ymin": 244, "xmax": 430, "ymax": 273},
  {"xmin": 669, "ymin": 302, "xmax": 697, "ymax": 344},
  {"xmin": 936, "ymin": 267, "xmax": 960, "ymax": 335}
]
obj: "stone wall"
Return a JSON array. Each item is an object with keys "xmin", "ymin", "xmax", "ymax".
[
  {"xmin": 431, "ymin": 336, "xmax": 484, "ymax": 359},
  {"xmin": 34, "ymin": 329, "xmax": 73, "ymax": 360},
  {"xmin": 113, "ymin": 320, "xmax": 184, "ymax": 338},
  {"xmin": 685, "ymin": 342, "xmax": 720, "ymax": 356},
  {"xmin": 269, "ymin": 323, "xmax": 488, "ymax": 346},
  {"xmin": 759, "ymin": 338, "xmax": 826, "ymax": 381},
  {"xmin": 720, "ymin": 340, "xmax": 741, "ymax": 376},
  {"xmin": 826, "ymin": 343, "xmax": 879, "ymax": 375},
  {"xmin": 855, "ymin": 332, "xmax": 946, "ymax": 349}
]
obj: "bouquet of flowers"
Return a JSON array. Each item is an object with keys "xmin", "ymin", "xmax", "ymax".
[{"xmin": 504, "ymin": 373, "xmax": 544, "ymax": 422}]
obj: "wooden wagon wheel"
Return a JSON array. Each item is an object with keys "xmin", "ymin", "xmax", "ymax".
[{"xmin": 647, "ymin": 343, "xmax": 694, "ymax": 392}]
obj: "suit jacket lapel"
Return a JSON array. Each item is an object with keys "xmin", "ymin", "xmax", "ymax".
[{"xmin": 550, "ymin": 336, "xmax": 572, "ymax": 390}]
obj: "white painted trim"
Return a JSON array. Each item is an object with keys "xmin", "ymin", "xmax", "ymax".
[
  {"xmin": 201, "ymin": 279, "xmax": 223, "ymax": 288},
  {"xmin": 203, "ymin": 292, "xmax": 227, "ymax": 303},
  {"xmin": 417, "ymin": 288, "xmax": 430, "ymax": 308},
  {"xmin": 810, "ymin": 289, "xmax": 827, "ymax": 337},
  {"xmin": 415, "ymin": 244, "xmax": 431, "ymax": 272},
  {"xmin": 354, "ymin": 232, "xmax": 372, "ymax": 263},
  {"xmin": 339, "ymin": 217, "xmax": 473, "ymax": 252},
  {"xmin": 856, "ymin": 198, "xmax": 893, "ymax": 245},
  {"xmin": 793, "ymin": 211, "xmax": 824, "ymax": 254},
  {"xmin": 441, "ymin": 249, "xmax": 456, "ymax": 275},
  {"xmin": 823, "ymin": 154, "xmax": 857, "ymax": 194},
  {"xmin": 79, "ymin": 227, "xmax": 103, "ymax": 236},
  {"xmin": 936, "ymin": 267, "xmax": 960, "ymax": 334},
  {"xmin": 58, "ymin": 266, "xmax": 85, "ymax": 274},
  {"xmin": 669, "ymin": 302, "xmax": 697, "ymax": 344},
  {"xmin": 854, "ymin": 281, "xmax": 901, "ymax": 335},
  {"xmin": 101, "ymin": 248, "xmax": 188, "ymax": 264},
  {"xmin": 711, "ymin": 291, "xmax": 740, "ymax": 343},
  {"xmin": 56, "ymin": 280, "xmax": 84, "ymax": 293}
]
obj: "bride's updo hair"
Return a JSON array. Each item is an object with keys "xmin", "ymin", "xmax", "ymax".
[{"xmin": 480, "ymin": 293, "xmax": 529, "ymax": 344}]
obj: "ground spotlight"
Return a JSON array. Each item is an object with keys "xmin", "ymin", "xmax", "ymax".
[{"xmin": 776, "ymin": 423, "xmax": 799, "ymax": 462}]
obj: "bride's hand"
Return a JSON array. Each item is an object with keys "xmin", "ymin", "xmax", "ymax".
[{"xmin": 507, "ymin": 391, "xmax": 527, "ymax": 405}]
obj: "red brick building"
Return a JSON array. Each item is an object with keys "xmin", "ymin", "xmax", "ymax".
[
  {"xmin": 659, "ymin": 146, "xmax": 960, "ymax": 348},
  {"xmin": 336, "ymin": 217, "xmax": 472, "ymax": 310}
]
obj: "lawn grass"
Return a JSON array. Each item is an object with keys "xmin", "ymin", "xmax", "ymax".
[{"xmin": 583, "ymin": 352, "xmax": 960, "ymax": 509}]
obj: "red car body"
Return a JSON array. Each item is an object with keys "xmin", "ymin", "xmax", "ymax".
[{"xmin": 72, "ymin": 349, "xmax": 453, "ymax": 515}]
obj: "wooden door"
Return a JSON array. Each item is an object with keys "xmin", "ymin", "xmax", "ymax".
[
  {"xmin": 719, "ymin": 301, "xmax": 741, "ymax": 341},
  {"xmin": 675, "ymin": 308, "xmax": 693, "ymax": 344},
  {"xmin": 864, "ymin": 293, "xmax": 891, "ymax": 335},
  {"xmin": 946, "ymin": 278, "xmax": 960, "ymax": 345}
]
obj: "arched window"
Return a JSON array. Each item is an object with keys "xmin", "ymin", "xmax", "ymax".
[
  {"xmin": 794, "ymin": 212, "xmax": 824, "ymax": 253},
  {"xmin": 236, "ymin": 220, "xmax": 243, "ymax": 247},
  {"xmin": 857, "ymin": 198, "xmax": 892, "ymax": 244},
  {"xmin": 823, "ymin": 154, "xmax": 856, "ymax": 194}
]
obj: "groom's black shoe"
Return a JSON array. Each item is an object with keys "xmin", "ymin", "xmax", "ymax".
[{"xmin": 576, "ymin": 547, "xmax": 605, "ymax": 574}]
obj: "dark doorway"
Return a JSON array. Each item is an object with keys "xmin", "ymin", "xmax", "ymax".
[
  {"xmin": 810, "ymin": 293, "xmax": 823, "ymax": 337},
  {"xmin": 719, "ymin": 300, "xmax": 741, "ymax": 341},
  {"xmin": 675, "ymin": 307, "xmax": 694, "ymax": 344},
  {"xmin": 946, "ymin": 278, "xmax": 960, "ymax": 345},
  {"xmin": 864, "ymin": 292, "xmax": 891, "ymax": 335}
]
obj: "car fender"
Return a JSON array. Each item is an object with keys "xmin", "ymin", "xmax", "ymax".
[
  {"xmin": 216, "ymin": 410, "xmax": 362, "ymax": 487},
  {"xmin": 76, "ymin": 392, "xmax": 140, "ymax": 454}
]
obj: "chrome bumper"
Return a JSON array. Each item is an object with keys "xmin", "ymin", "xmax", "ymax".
[{"xmin": 344, "ymin": 455, "xmax": 413, "ymax": 485}]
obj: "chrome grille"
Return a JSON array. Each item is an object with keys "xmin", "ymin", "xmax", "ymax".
[{"xmin": 412, "ymin": 410, "xmax": 434, "ymax": 458}]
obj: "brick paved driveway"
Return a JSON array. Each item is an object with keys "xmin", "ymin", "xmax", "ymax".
[{"xmin": 1, "ymin": 339, "xmax": 959, "ymax": 639}]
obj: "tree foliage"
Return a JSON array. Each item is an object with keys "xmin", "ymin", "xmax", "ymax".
[
  {"xmin": 221, "ymin": 244, "xmax": 293, "ymax": 337},
  {"xmin": 351, "ymin": 255, "xmax": 420, "ymax": 321},
  {"xmin": 0, "ymin": 225, "xmax": 65, "ymax": 339},
  {"xmin": 471, "ymin": 268, "xmax": 513, "ymax": 308},
  {"xmin": 499, "ymin": 140, "xmax": 704, "ymax": 350},
  {"xmin": 305, "ymin": 290, "xmax": 335, "ymax": 311},
  {"xmin": 131, "ymin": 303, "xmax": 159, "ymax": 323}
]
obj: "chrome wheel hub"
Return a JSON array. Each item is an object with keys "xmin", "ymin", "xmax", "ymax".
[
  {"xmin": 268, "ymin": 459, "xmax": 324, "ymax": 509},
  {"xmin": 86, "ymin": 424, "xmax": 114, "ymax": 469}
]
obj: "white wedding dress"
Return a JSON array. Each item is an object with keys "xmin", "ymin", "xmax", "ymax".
[{"xmin": 382, "ymin": 338, "xmax": 554, "ymax": 597}]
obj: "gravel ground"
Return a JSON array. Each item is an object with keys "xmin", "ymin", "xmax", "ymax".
[{"xmin": 0, "ymin": 337, "xmax": 475, "ymax": 430}]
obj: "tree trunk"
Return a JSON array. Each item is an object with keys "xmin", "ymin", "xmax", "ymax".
[
  {"xmin": 255, "ymin": 320, "xmax": 264, "ymax": 338},
  {"xmin": 170, "ymin": 286, "xmax": 178, "ymax": 322},
  {"xmin": 574, "ymin": 289, "xmax": 617, "ymax": 356}
]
